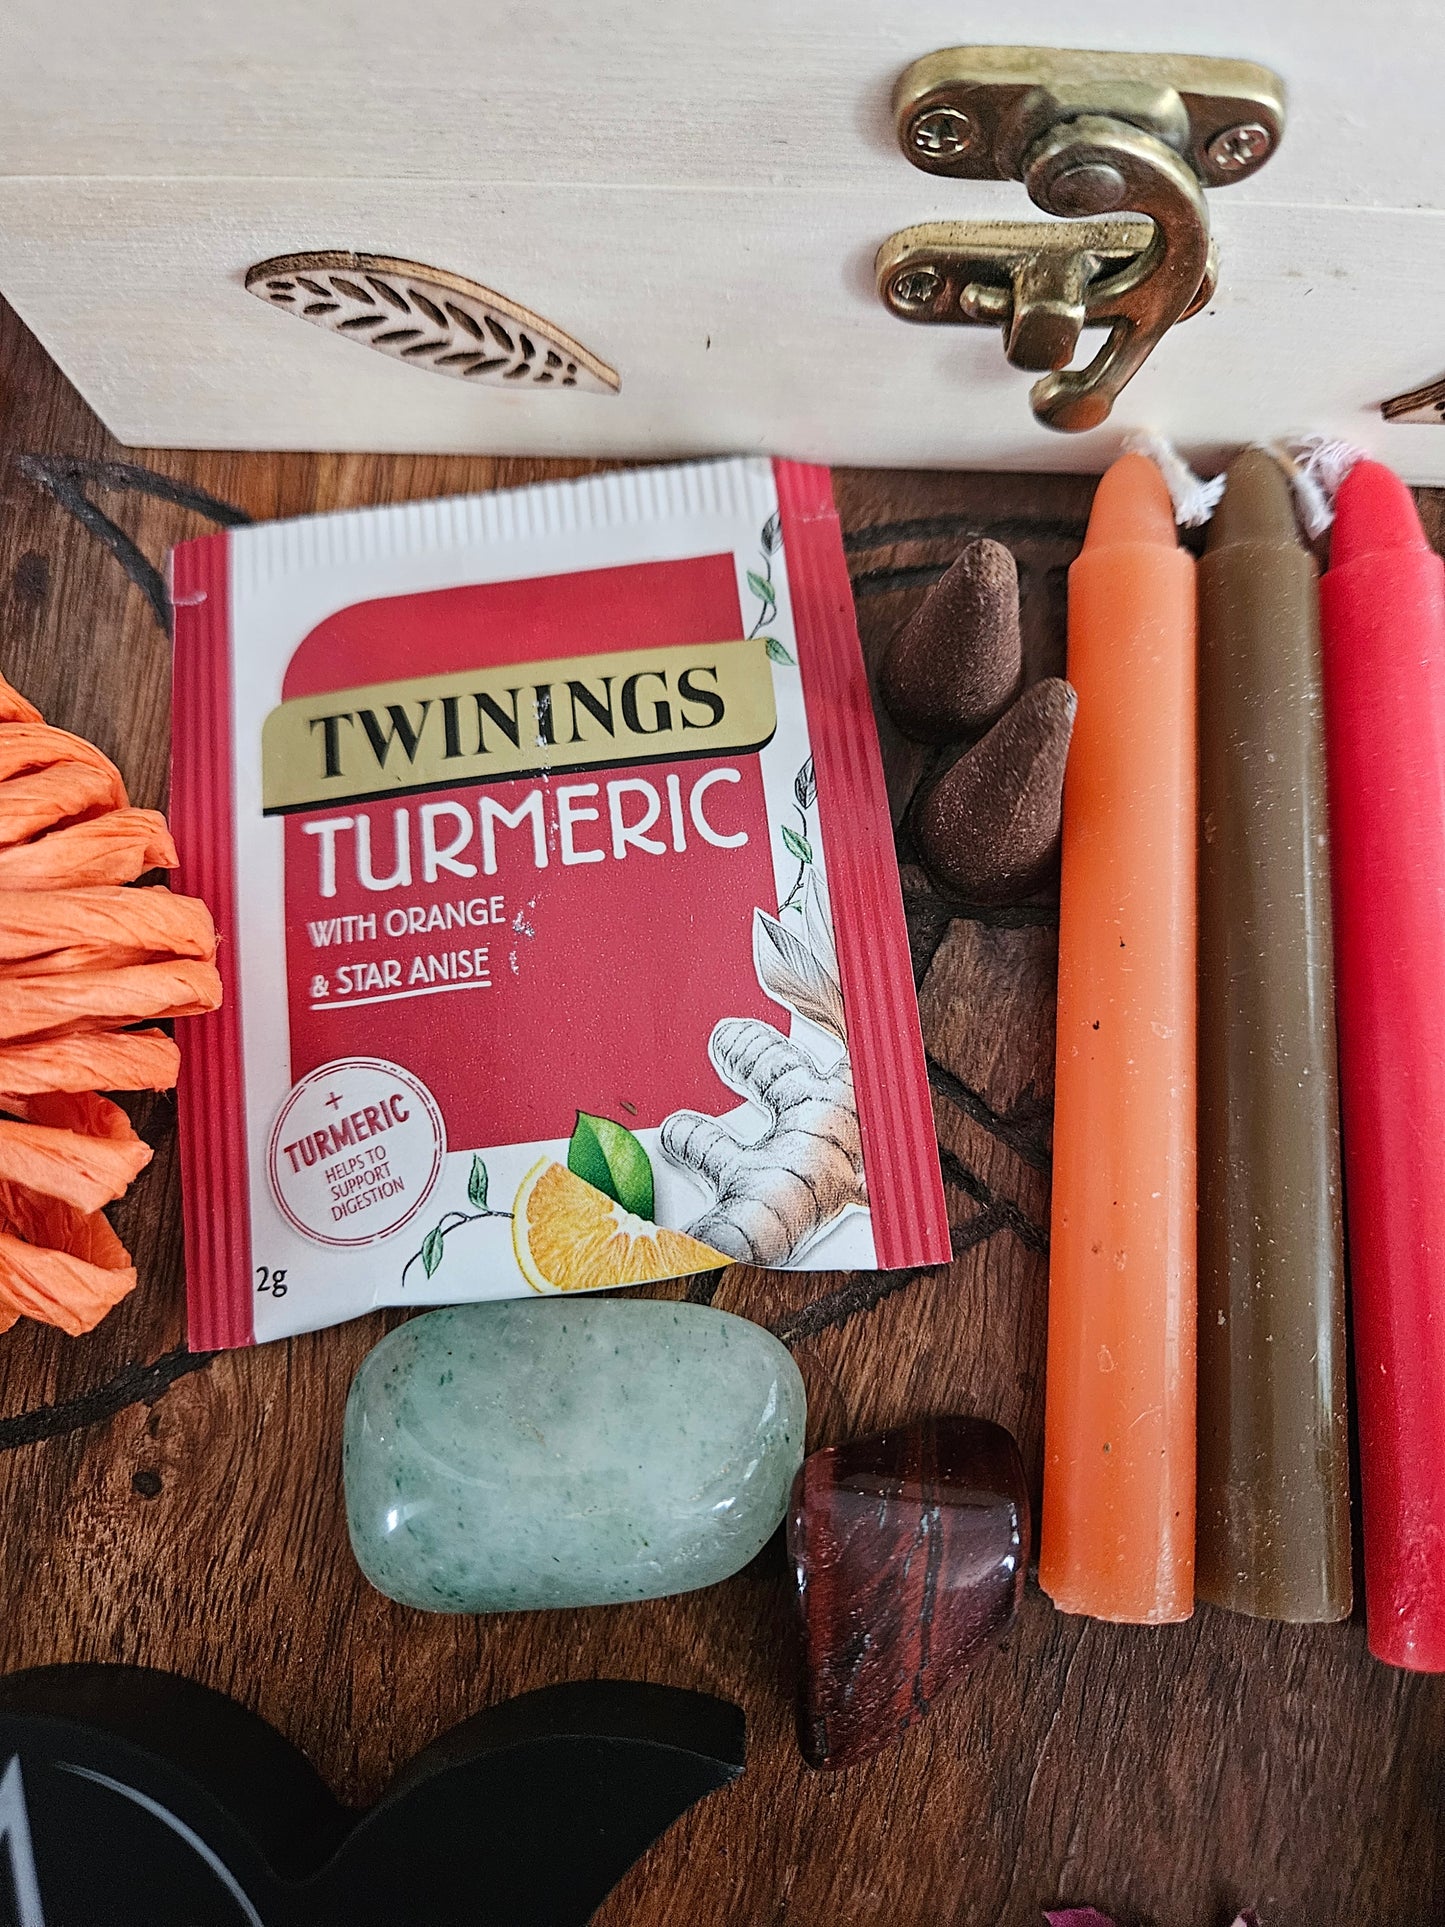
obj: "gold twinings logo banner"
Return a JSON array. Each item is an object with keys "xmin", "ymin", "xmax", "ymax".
[{"xmin": 261, "ymin": 640, "xmax": 777, "ymax": 813}]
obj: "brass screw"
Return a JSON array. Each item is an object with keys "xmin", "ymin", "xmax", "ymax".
[
  {"xmin": 1206, "ymin": 121, "xmax": 1272, "ymax": 172},
  {"xmin": 909, "ymin": 107, "xmax": 975, "ymax": 160},
  {"xmin": 890, "ymin": 267, "xmax": 944, "ymax": 310}
]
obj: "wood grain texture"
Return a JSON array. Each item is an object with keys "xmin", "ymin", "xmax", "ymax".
[
  {"xmin": 0, "ymin": 0, "xmax": 1433, "ymax": 212},
  {"xmin": 0, "ymin": 299, "xmax": 1440, "ymax": 1925},
  {"xmin": 1, "ymin": 185, "xmax": 1444, "ymax": 480}
]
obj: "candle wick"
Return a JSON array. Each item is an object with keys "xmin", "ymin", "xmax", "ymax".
[
  {"xmin": 1260, "ymin": 435, "xmax": 1369, "ymax": 540},
  {"xmin": 1121, "ymin": 431, "xmax": 1224, "ymax": 528}
]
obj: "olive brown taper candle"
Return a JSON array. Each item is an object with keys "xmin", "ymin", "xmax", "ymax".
[
  {"xmin": 1040, "ymin": 454, "xmax": 1197, "ymax": 1623},
  {"xmin": 1196, "ymin": 449, "xmax": 1350, "ymax": 1622}
]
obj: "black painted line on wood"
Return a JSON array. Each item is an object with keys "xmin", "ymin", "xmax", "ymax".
[
  {"xmin": 939, "ymin": 1147, "xmax": 1049, "ymax": 1254},
  {"xmin": 17, "ymin": 455, "xmax": 251, "ymax": 636},
  {"xmin": 901, "ymin": 879, "xmax": 1059, "ymax": 932},
  {"xmin": 771, "ymin": 1211, "xmax": 1008, "ymax": 1347},
  {"xmin": 906, "ymin": 913, "xmax": 956, "ymax": 992},
  {"xmin": 926, "ymin": 1055, "xmax": 1053, "ymax": 1174},
  {"xmin": 851, "ymin": 562, "xmax": 952, "ymax": 600},
  {"xmin": 0, "ymin": 1346, "xmax": 216, "ymax": 1452},
  {"xmin": 19, "ymin": 456, "xmax": 254, "ymax": 529},
  {"xmin": 773, "ymin": 1264, "xmax": 931, "ymax": 1346},
  {"xmin": 843, "ymin": 514, "xmax": 1085, "ymax": 554},
  {"xmin": 19, "ymin": 459, "xmax": 167, "ymax": 631}
]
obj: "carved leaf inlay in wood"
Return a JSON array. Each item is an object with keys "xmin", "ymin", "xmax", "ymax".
[
  {"xmin": 245, "ymin": 252, "xmax": 620, "ymax": 394},
  {"xmin": 1381, "ymin": 372, "xmax": 1445, "ymax": 424}
]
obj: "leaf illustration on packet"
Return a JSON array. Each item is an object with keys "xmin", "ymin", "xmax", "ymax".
[
  {"xmin": 567, "ymin": 1111, "xmax": 655, "ymax": 1219},
  {"xmin": 752, "ymin": 900, "xmax": 845, "ymax": 1044},
  {"xmin": 747, "ymin": 510, "xmax": 795, "ymax": 664},
  {"xmin": 401, "ymin": 1154, "xmax": 511, "ymax": 1286},
  {"xmin": 661, "ymin": 865, "xmax": 868, "ymax": 1269},
  {"xmin": 779, "ymin": 757, "xmax": 816, "ymax": 912}
]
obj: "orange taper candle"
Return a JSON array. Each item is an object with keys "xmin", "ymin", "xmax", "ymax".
[{"xmin": 1040, "ymin": 453, "xmax": 1197, "ymax": 1622}]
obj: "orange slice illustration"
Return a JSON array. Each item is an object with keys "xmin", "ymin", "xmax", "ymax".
[{"xmin": 512, "ymin": 1158, "xmax": 730, "ymax": 1295}]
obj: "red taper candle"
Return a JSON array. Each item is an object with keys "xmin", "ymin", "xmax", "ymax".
[{"xmin": 1321, "ymin": 459, "xmax": 1445, "ymax": 1671}]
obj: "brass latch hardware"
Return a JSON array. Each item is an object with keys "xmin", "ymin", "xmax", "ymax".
[{"xmin": 877, "ymin": 48, "xmax": 1285, "ymax": 432}]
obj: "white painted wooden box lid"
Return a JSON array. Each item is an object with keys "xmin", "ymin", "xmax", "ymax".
[{"xmin": 0, "ymin": 0, "xmax": 1440, "ymax": 475}]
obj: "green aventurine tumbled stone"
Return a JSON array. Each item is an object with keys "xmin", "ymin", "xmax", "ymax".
[{"xmin": 343, "ymin": 1299, "xmax": 807, "ymax": 1613}]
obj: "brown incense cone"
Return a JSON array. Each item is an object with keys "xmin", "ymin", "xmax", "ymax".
[
  {"xmin": 880, "ymin": 538, "xmax": 1022, "ymax": 743},
  {"xmin": 913, "ymin": 678, "xmax": 1077, "ymax": 904}
]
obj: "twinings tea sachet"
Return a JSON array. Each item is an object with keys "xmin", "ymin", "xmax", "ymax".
[{"xmin": 170, "ymin": 459, "xmax": 948, "ymax": 1346}]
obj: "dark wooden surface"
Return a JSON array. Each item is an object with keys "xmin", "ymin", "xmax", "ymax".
[{"xmin": 0, "ymin": 299, "xmax": 1439, "ymax": 1926}]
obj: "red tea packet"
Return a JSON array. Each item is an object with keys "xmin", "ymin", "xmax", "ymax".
[{"xmin": 170, "ymin": 459, "xmax": 948, "ymax": 1346}]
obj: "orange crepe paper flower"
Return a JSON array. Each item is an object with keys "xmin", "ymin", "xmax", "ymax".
[
  {"xmin": 0, "ymin": 721, "xmax": 127, "ymax": 790},
  {"xmin": 0, "ymin": 887, "xmax": 216, "ymax": 968},
  {"xmin": 0, "ymin": 664, "xmax": 219, "ymax": 1336},
  {"xmin": 0, "ymin": 1167, "xmax": 140, "ymax": 1335},
  {"xmin": 0, "ymin": 959, "xmax": 222, "ymax": 1044},
  {"xmin": 0, "ymin": 762, "xmax": 128, "ymax": 849},
  {"xmin": 0, "ymin": 1225, "xmax": 137, "ymax": 1335},
  {"xmin": 0, "ymin": 1030, "xmax": 180, "ymax": 1096},
  {"xmin": 0, "ymin": 807, "xmax": 177, "ymax": 890},
  {"xmin": 0, "ymin": 1102, "xmax": 152, "ymax": 1214},
  {"xmin": 0, "ymin": 805, "xmax": 178, "ymax": 886}
]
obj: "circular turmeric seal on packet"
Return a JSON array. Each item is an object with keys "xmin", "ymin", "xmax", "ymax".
[{"xmin": 267, "ymin": 1058, "xmax": 447, "ymax": 1247}]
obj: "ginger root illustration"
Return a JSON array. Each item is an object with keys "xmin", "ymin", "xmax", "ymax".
[
  {"xmin": 661, "ymin": 1020, "xmax": 864, "ymax": 1266},
  {"xmin": 661, "ymin": 875, "xmax": 866, "ymax": 1268}
]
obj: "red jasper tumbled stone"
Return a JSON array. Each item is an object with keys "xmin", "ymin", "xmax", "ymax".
[{"xmin": 788, "ymin": 1415, "xmax": 1029, "ymax": 1770}]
